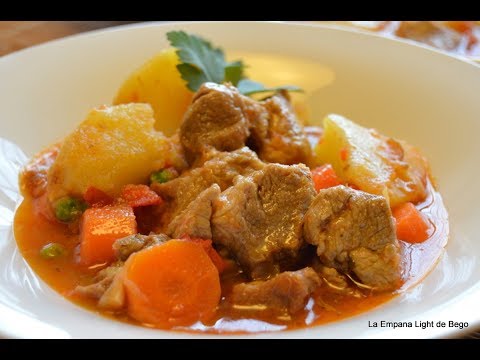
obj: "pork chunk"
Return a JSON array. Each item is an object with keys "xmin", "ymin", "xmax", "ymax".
[
  {"xmin": 73, "ymin": 261, "xmax": 125, "ymax": 310},
  {"xmin": 167, "ymin": 184, "xmax": 221, "ymax": 239},
  {"xmin": 180, "ymin": 83, "xmax": 311, "ymax": 166},
  {"xmin": 303, "ymin": 185, "xmax": 401, "ymax": 290},
  {"xmin": 256, "ymin": 92, "xmax": 312, "ymax": 165},
  {"xmin": 231, "ymin": 267, "xmax": 320, "ymax": 315},
  {"xmin": 112, "ymin": 233, "xmax": 170, "ymax": 261},
  {"xmin": 180, "ymin": 83, "xmax": 251, "ymax": 161},
  {"xmin": 153, "ymin": 147, "xmax": 264, "ymax": 230},
  {"xmin": 212, "ymin": 163, "xmax": 316, "ymax": 279}
]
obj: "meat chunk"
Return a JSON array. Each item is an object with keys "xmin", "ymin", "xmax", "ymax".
[
  {"xmin": 349, "ymin": 245, "xmax": 401, "ymax": 290},
  {"xmin": 112, "ymin": 233, "xmax": 169, "ymax": 261},
  {"xmin": 180, "ymin": 83, "xmax": 311, "ymax": 166},
  {"xmin": 167, "ymin": 184, "xmax": 221, "ymax": 239},
  {"xmin": 194, "ymin": 147, "xmax": 265, "ymax": 184},
  {"xmin": 255, "ymin": 92, "xmax": 312, "ymax": 165},
  {"xmin": 212, "ymin": 163, "xmax": 316, "ymax": 279},
  {"xmin": 180, "ymin": 83, "xmax": 251, "ymax": 161},
  {"xmin": 303, "ymin": 185, "xmax": 401, "ymax": 291},
  {"xmin": 73, "ymin": 261, "xmax": 125, "ymax": 309},
  {"xmin": 97, "ymin": 267, "xmax": 126, "ymax": 310},
  {"xmin": 153, "ymin": 147, "xmax": 264, "ymax": 229},
  {"xmin": 231, "ymin": 267, "xmax": 320, "ymax": 315}
]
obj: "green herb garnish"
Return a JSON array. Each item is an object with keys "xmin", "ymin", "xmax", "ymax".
[
  {"xmin": 167, "ymin": 30, "xmax": 301, "ymax": 96},
  {"xmin": 224, "ymin": 60, "xmax": 245, "ymax": 87},
  {"xmin": 236, "ymin": 79, "xmax": 302, "ymax": 96}
]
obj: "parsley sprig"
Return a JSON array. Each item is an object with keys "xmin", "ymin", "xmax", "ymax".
[{"xmin": 167, "ymin": 30, "xmax": 302, "ymax": 96}]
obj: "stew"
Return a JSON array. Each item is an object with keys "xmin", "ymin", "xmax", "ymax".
[{"xmin": 14, "ymin": 30, "xmax": 449, "ymax": 334}]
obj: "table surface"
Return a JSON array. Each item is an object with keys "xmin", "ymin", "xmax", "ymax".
[{"xmin": 1, "ymin": 21, "xmax": 478, "ymax": 339}]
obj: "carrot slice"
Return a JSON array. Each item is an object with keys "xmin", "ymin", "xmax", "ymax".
[
  {"xmin": 121, "ymin": 184, "xmax": 162, "ymax": 208},
  {"xmin": 80, "ymin": 205, "xmax": 137, "ymax": 265},
  {"xmin": 123, "ymin": 240, "xmax": 221, "ymax": 328},
  {"xmin": 83, "ymin": 186, "xmax": 113, "ymax": 207},
  {"xmin": 311, "ymin": 164, "xmax": 342, "ymax": 191},
  {"xmin": 392, "ymin": 202, "xmax": 430, "ymax": 243}
]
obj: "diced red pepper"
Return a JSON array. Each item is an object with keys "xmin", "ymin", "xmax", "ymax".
[
  {"xmin": 120, "ymin": 184, "xmax": 162, "ymax": 208},
  {"xmin": 183, "ymin": 237, "xmax": 227, "ymax": 274},
  {"xmin": 83, "ymin": 186, "xmax": 113, "ymax": 207}
]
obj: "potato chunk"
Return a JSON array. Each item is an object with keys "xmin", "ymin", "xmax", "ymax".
[
  {"xmin": 47, "ymin": 103, "xmax": 178, "ymax": 202},
  {"xmin": 315, "ymin": 114, "xmax": 429, "ymax": 207},
  {"xmin": 113, "ymin": 48, "xmax": 194, "ymax": 136}
]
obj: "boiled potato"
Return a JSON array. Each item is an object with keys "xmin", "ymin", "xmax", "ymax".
[
  {"xmin": 315, "ymin": 114, "xmax": 429, "ymax": 207},
  {"xmin": 47, "ymin": 103, "xmax": 182, "ymax": 202},
  {"xmin": 113, "ymin": 48, "xmax": 194, "ymax": 136}
]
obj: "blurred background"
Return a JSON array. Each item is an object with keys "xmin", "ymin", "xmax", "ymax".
[
  {"xmin": 1, "ymin": 21, "xmax": 479, "ymax": 61},
  {"xmin": 0, "ymin": 21, "xmax": 134, "ymax": 56}
]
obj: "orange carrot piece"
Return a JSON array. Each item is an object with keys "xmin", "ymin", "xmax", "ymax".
[
  {"xmin": 121, "ymin": 184, "xmax": 162, "ymax": 208},
  {"xmin": 311, "ymin": 164, "xmax": 342, "ymax": 192},
  {"xmin": 392, "ymin": 202, "xmax": 430, "ymax": 243},
  {"xmin": 123, "ymin": 240, "xmax": 221, "ymax": 328},
  {"xmin": 80, "ymin": 205, "xmax": 137, "ymax": 265},
  {"xmin": 83, "ymin": 186, "xmax": 113, "ymax": 207},
  {"xmin": 340, "ymin": 147, "xmax": 348, "ymax": 161}
]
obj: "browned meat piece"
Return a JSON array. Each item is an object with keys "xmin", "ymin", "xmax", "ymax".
[
  {"xmin": 231, "ymin": 267, "xmax": 320, "ymax": 315},
  {"xmin": 255, "ymin": 92, "xmax": 312, "ymax": 165},
  {"xmin": 167, "ymin": 184, "xmax": 221, "ymax": 239},
  {"xmin": 349, "ymin": 246, "xmax": 400, "ymax": 290},
  {"xmin": 112, "ymin": 233, "xmax": 169, "ymax": 261},
  {"xmin": 97, "ymin": 267, "xmax": 125, "ymax": 310},
  {"xmin": 153, "ymin": 147, "xmax": 264, "ymax": 230},
  {"xmin": 180, "ymin": 82, "xmax": 311, "ymax": 166},
  {"xmin": 212, "ymin": 163, "xmax": 316, "ymax": 279},
  {"xmin": 73, "ymin": 262, "xmax": 125, "ymax": 309},
  {"xmin": 303, "ymin": 185, "xmax": 401, "ymax": 291},
  {"xmin": 180, "ymin": 83, "xmax": 251, "ymax": 161},
  {"xmin": 395, "ymin": 21, "xmax": 462, "ymax": 52},
  {"xmin": 194, "ymin": 146, "xmax": 265, "ymax": 182}
]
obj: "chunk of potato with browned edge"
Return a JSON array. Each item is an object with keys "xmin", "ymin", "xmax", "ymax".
[
  {"xmin": 47, "ymin": 103, "xmax": 184, "ymax": 203},
  {"xmin": 113, "ymin": 48, "xmax": 194, "ymax": 136},
  {"xmin": 315, "ymin": 114, "xmax": 429, "ymax": 207}
]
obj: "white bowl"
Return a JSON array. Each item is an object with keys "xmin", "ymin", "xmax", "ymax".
[{"xmin": 0, "ymin": 21, "xmax": 479, "ymax": 339}]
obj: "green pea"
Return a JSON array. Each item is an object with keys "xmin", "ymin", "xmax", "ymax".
[
  {"xmin": 150, "ymin": 168, "xmax": 178, "ymax": 184},
  {"xmin": 40, "ymin": 243, "xmax": 65, "ymax": 259},
  {"xmin": 54, "ymin": 197, "xmax": 88, "ymax": 222}
]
